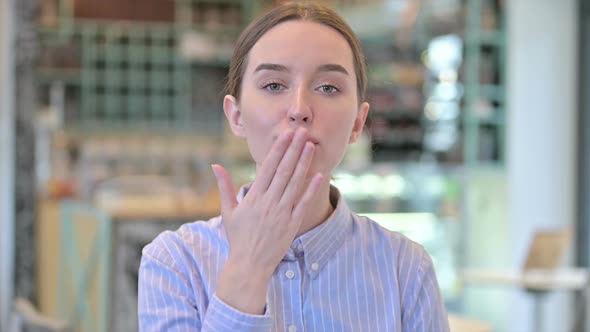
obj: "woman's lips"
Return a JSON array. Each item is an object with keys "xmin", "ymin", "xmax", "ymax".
[
  {"xmin": 308, "ymin": 137, "xmax": 320, "ymax": 145},
  {"xmin": 273, "ymin": 134, "xmax": 319, "ymax": 145}
]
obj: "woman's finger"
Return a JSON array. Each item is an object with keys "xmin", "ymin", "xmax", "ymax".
[
  {"xmin": 279, "ymin": 141, "xmax": 315, "ymax": 207},
  {"xmin": 291, "ymin": 173, "xmax": 324, "ymax": 222},
  {"xmin": 266, "ymin": 128, "xmax": 308, "ymax": 199},
  {"xmin": 249, "ymin": 129, "xmax": 294, "ymax": 195},
  {"xmin": 211, "ymin": 164, "xmax": 238, "ymax": 215}
]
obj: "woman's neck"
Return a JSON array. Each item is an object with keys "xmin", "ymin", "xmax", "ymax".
[{"xmin": 296, "ymin": 179, "xmax": 334, "ymax": 236}]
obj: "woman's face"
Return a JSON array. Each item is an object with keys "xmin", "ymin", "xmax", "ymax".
[{"xmin": 224, "ymin": 20, "xmax": 369, "ymax": 178}]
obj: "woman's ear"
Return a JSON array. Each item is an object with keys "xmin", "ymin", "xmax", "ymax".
[
  {"xmin": 349, "ymin": 102, "xmax": 370, "ymax": 143},
  {"xmin": 223, "ymin": 94, "xmax": 246, "ymax": 138}
]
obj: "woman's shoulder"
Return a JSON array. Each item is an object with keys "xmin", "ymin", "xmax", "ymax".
[
  {"xmin": 354, "ymin": 215, "xmax": 435, "ymax": 282},
  {"xmin": 142, "ymin": 215, "xmax": 227, "ymax": 262},
  {"xmin": 353, "ymin": 214, "xmax": 431, "ymax": 264}
]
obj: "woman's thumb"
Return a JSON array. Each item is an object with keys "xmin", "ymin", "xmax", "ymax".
[{"xmin": 211, "ymin": 164, "xmax": 238, "ymax": 214}]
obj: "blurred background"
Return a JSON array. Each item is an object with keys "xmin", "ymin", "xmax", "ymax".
[{"xmin": 0, "ymin": 0, "xmax": 588, "ymax": 331}]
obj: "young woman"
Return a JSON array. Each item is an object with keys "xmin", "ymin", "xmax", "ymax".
[{"xmin": 138, "ymin": 2, "xmax": 449, "ymax": 331}]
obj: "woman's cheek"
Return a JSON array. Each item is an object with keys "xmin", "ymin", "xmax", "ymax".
[{"xmin": 245, "ymin": 135, "xmax": 271, "ymax": 165}]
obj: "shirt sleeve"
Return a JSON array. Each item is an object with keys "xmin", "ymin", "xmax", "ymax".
[
  {"xmin": 203, "ymin": 294, "xmax": 273, "ymax": 332},
  {"xmin": 138, "ymin": 234, "xmax": 273, "ymax": 332},
  {"xmin": 400, "ymin": 243, "xmax": 450, "ymax": 332}
]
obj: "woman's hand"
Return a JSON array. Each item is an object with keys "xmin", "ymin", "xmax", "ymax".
[{"xmin": 212, "ymin": 128, "xmax": 324, "ymax": 314}]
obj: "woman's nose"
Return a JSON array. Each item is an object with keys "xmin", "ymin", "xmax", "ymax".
[{"xmin": 288, "ymin": 88, "xmax": 313, "ymax": 125}]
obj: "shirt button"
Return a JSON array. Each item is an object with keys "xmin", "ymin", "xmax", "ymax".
[
  {"xmin": 285, "ymin": 270, "xmax": 295, "ymax": 279},
  {"xmin": 288, "ymin": 325, "xmax": 297, "ymax": 332},
  {"xmin": 311, "ymin": 262, "xmax": 319, "ymax": 271},
  {"xmin": 296, "ymin": 244, "xmax": 303, "ymax": 252}
]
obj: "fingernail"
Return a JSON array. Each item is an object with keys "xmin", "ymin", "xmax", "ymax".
[{"xmin": 211, "ymin": 164, "xmax": 219, "ymax": 177}]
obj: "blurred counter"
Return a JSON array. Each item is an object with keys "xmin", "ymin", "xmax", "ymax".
[
  {"xmin": 93, "ymin": 176, "xmax": 220, "ymax": 219},
  {"xmin": 36, "ymin": 183, "xmax": 221, "ymax": 330}
]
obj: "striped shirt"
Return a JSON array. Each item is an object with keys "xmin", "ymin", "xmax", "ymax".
[{"xmin": 138, "ymin": 184, "xmax": 449, "ymax": 332}]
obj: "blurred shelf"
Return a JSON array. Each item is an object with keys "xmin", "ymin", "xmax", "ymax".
[
  {"xmin": 472, "ymin": 113, "xmax": 505, "ymax": 126},
  {"xmin": 37, "ymin": 0, "xmax": 257, "ymax": 132},
  {"xmin": 190, "ymin": 59, "xmax": 230, "ymax": 67},
  {"xmin": 371, "ymin": 110, "xmax": 423, "ymax": 121},
  {"xmin": 465, "ymin": 30, "xmax": 505, "ymax": 47},
  {"xmin": 463, "ymin": 84, "xmax": 505, "ymax": 102},
  {"xmin": 479, "ymin": 84, "xmax": 505, "ymax": 102},
  {"xmin": 185, "ymin": 25, "xmax": 243, "ymax": 35},
  {"xmin": 176, "ymin": 0, "xmax": 246, "ymax": 5},
  {"xmin": 337, "ymin": 3, "xmax": 406, "ymax": 40},
  {"xmin": 462, "ymin": 0, "xmax": 506, "ymax": 166},
  {"xmin": 39, "ymin": 68, "xmax": 81, "ymax": 84},
  {"xmin": 37, "ymin": 0, "xmax": 506, "ymax": 164}
]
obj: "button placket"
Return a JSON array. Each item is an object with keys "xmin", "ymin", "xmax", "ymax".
[
  {"xmin": 285, "ymin": 269, "xmax": 295, "ymax": 279},
  {"xmin": 280, "ymin": 260, "xmax": 303, "ymax": 332},
  {"xmin": 281, "ymin": 260, "xmax": 300, "ymax": 281}
]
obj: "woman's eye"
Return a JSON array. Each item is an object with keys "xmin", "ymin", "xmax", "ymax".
[
  {"xmin": 264, "ymin": 83, "xmax": 283, "ymax": 91},
  {"xmin": 319, "ymin": 85, "xmax": 339, "ymax": 93}
]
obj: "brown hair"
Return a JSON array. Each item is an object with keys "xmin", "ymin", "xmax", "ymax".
[{"xmin": 224, "ymin": 1, "xmax": 368, "ymax": 104}]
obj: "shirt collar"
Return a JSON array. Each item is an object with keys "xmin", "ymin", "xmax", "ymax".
[{"xmin": 236, "ymin": 183, "xmax": 353, "ymax": 278}]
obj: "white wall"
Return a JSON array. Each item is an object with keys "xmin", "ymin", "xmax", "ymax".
[
  {"xmin": 0, "ymin": 0, "xmax": 16, "ymax": 330},
  {"xmin": 507, "ymin": 0, "xmax": 579, "ymax": 331}
]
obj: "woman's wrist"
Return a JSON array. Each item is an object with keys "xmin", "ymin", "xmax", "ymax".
[{"xmin": 216, "ymin": 257, "xmax": 273, "ymax": 315}]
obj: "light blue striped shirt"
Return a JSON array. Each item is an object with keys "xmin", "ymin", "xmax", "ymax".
[{"xmin": 138, "ymin": 184, "xmax": 449, "ymax": 331}]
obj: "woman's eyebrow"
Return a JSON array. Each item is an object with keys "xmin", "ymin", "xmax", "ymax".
[
  {"xmin": 316, "ymin": 64, "xmax": 349, "ymax": 76},
  {"xmin": 253, "ymin": 63, "xmax": 349, "ymax": 76},
  {"xmin": 254, "ymin": 63, "xmax": 289, "ymax": 73}
]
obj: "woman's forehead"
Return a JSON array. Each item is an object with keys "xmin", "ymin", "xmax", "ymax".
[{"xmin": 245, "ymin": 20, "xmax": 355, "ymax": 75}]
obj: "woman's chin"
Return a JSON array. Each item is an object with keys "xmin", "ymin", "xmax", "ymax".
[{"xmin": 304, "ymin": 166, "xmax": 331, "ymax": 182}]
